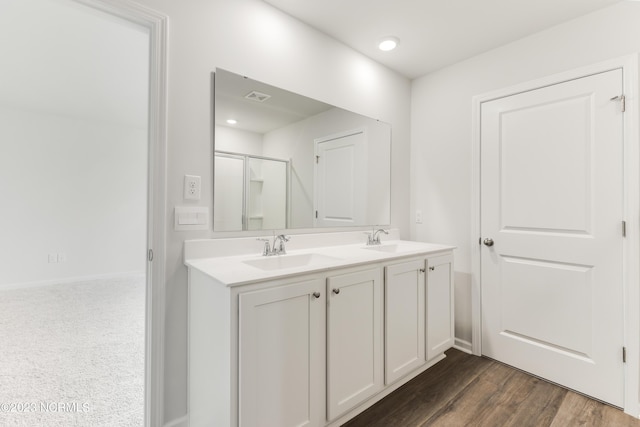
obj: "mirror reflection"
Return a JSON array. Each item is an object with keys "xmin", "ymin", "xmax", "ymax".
[
  {"xmin": 214, "ymin": 152, "xmax": 288, "ymax": 231},
  {"xmin": 214, "ymin": 68, "xmax": 391, "ymax": 231}
]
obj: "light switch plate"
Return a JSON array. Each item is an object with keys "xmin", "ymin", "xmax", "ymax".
[{"xmin": 175, "ymin": 206, "xmax": 209, "ymax": 231}]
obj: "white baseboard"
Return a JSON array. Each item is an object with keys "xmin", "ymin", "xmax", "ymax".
[
  {"xmin": 454, "ymin": 338, "xmax": 473, "ymax": 354},
  {"xmin": 0, "ymin": 270, "xmax": 145, "ymax": 291},
  {"xmin": 164, "ymin": 415, "xmax": 188, "ymax": 427}
]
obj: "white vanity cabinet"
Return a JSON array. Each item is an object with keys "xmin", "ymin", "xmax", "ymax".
[
  {"xmin": 236, "ymin": 266, "xmax": 383, "ymax": 426},
  {"xmin": 384, "ymin": 259, "xmax": 427, "ymax": 384},
  {"xmin": 326, "ymin": 268, "xmax": 383, "ymax": 420},
  {"xmin": 384, "ymin": 253, "xmax": 455, "ymax": 383},
  {"xmin": 238, "ymin": 278, "xmax": 325, "ymax": 427},
  {"xmin": 186, "ymin": 237, "xmax": 455, "ymax": 427},
  {"xmin": 426, "ymin": 253, "xmax": 455, "ymax": 361}
]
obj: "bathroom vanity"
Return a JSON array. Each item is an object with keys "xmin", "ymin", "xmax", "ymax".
[{"xmin": 185, "ymin": 231, "xmax": 454, "ymax": 427}]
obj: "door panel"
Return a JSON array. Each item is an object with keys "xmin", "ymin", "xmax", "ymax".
[
  {"xmin": 481, "ymin": 69, "xmax": 624, "ymax": 406},
  {"xmin": 500, "ymin": 95, "xmax": 592, "ymax": 233},
  {"xmin": 315, "ymin": 130, "xmax": 367, "ymax": 227},
  {"xmin": 327, "ymin": 268, "xmax": 382, "ymax": 420},
  {"xmin": 384, "ymin": 259, "xmax": 426, "ymax": 384},
  {"xmin": 239, "ymin": 279, "xmax": 325, "ymax": 427},
  {"xmin": 500, "ymin": 256, "xmax": 593, "ymax": 357},
  {"xmin": 426, "ymin": 254, "xmax": 455, "ymax": 360}
]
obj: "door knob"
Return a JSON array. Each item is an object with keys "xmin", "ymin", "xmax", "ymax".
[{"xmin": 483, "ymin": 238, "xmax": 494, "ymax": 247}]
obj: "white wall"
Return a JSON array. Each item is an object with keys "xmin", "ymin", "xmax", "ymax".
[
  {"xmin": 131, "ymin": 0, "xmax": 412, "ymax": 423},
  {"xmin": 215, "ymin": 125, "xmax": 263, "ymax": 156},
  {"xmin": 410, "ymin": 1, "xmax": 640, "ymax": 346},
  {"xmin": 0, "ymin": 108, "xmax": 147, "ymax": 286},
  {"xmin": 0, "ymin": 0, "xmax": 149, "ymax": 287}
]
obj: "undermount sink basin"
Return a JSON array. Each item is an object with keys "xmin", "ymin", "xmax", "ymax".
[
  {"xmin": 243, "ymin": 253, "xmax": 340, "ymax": 271},
  {"xmin": 364, "ymin": 242, "xmax": 424, "ymax": 253}
]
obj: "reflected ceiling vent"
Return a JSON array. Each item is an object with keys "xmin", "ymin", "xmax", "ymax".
[{"xmin": 245, "ymin": 90, "xmax": 271, "ymax": 102}]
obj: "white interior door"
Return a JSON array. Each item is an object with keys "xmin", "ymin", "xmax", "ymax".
[
  {"xmin": 480, "ymin": 69, "xmax": 625, "ymax": 406},
  {"xmin": 314, "ymin": 129, "xmax": 367, "ymax": 227}
]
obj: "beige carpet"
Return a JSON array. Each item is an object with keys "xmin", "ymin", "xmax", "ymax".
[{"xmin": 0, "ymin": 275, "xmax": 145, "ymax": 426}]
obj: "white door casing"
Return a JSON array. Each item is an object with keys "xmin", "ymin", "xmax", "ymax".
[
  {"xmin": 70, "ymin": 1, "xmax": 168, "ymax": 425},
  {"xmin": 480, "ymin": 68, "xmax": 625, "ymax": 406},
  {"xmin": 314, "ymin": 129, "xmax": 368, "ymax": 227}
]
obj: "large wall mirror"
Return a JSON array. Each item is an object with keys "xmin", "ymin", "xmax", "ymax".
[{"xmin": 213, "ymin": 68, "xmax": 391, "ymax": 231}]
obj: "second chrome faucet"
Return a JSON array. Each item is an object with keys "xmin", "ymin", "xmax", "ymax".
[
  {"xmin": 366, "ymin": 228, "xmax": 389, "ymax": 246},
  {"xmin": 258, "ymin": 233, "xmax": 290, "ymax": 256}
]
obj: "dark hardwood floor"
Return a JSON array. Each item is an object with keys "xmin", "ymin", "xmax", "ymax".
[{"xmin": 344, "ymin": 349, "xmax": 640, "ymax": 427}]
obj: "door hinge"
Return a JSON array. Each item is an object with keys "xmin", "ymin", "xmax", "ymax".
[
  {"xmin": 623, "ymin": 347, "xmax": 627, "ymax": 363},
  {"xmin": 622, "ymin": 220, "xmax": 627, "ymax": 237},
  {"xmin": 611, "ymin": 94, "xmax": 626, "ymax": 112},
  {"xmin": 148, "ymin": 249, "xmax": 154, "ymax": 262},
  {"xmin": 316, "ymin": 155, "xmax": 320, "ymax": 164}
]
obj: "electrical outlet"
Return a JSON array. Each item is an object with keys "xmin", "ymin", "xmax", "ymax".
[
  {"xmin": 184, "ymin": 175, "xmax": 201, "ymax": 200},
  {"xmin": 57, "ymin": 252, "xmax": 66, "ymax": 263},
  {"xmin": 415, "ymin": 210, "xmax": 423, "ymax": 224}
]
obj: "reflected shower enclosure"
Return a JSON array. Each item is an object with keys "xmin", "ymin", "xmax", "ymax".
[{"xmin": 214, "ymin": 151, "xmax": 289, "ymax": 231}]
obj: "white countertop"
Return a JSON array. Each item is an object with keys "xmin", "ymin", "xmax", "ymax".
[{"xmin": 185, "ymin": 239, "xmax": 455, "ymax": 287}]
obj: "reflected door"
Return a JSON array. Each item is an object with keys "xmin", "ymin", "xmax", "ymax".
[
  {"xmin": 480, "ymin": 69, "xmax": 624, "ymax": 406},
  {"xmin": 314, "ymin": 130, "xmax": 367, "ymax": 227}
]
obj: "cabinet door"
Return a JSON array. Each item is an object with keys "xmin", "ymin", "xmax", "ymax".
[
  {"xmin": 238, "ymin": 279, "xmax": 325, "ymax": 427},
  {"xmin": 327, "ymin": 268, "xmax": 383, "ymax": 420},
  {"xmin": 426, "ymin": 254, "xmax": 455, "ymax": 360},
  {"xmin": 385, "ymin": 259, "xmax": 426, "ymax": 384}
]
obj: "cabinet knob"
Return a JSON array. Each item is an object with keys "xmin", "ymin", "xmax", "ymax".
[
  {"xmin": 312, "ymin": 292, "xmax": 321, "ymax": 299},
  {"xmin": 429, "ymin": 266, "xmax": 435, "ymax": 271},
  {"xmin": 332, "ymin": 288, "xmax": 340, "ymax": 295},
  {"xmin": 419, "ymin": 268, "xmax": 426, "ymax": 273}
]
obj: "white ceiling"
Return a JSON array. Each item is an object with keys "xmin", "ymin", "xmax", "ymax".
[
  {"xmin": 0, "ymin": 0, "xmax": 149, "ymax": 127},
  {"xmin": 264, "ymin": 0, "xmax": 622, "ymax": 79},
  {"xmin": 216, "ymin": 69, "xmax": 333, "ymax": 134}
]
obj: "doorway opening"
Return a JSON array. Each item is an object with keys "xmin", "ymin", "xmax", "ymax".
[{"xmin": 0, "ymin": 0, "xmax": 167, "ymax": 425}]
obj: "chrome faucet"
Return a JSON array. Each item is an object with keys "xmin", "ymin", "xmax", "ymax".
[
  {"xmin": 257, "ymin": 237, "xmax": 272, "ymax": 256},
  {"xmin": 273, "ymin": 234, "xmax": 290, "ymax": 255},
  {"xmin": 257, "ymin": 233, "xmax": 290, "ymax": 256},
  {"xmin": 367, "ymin": 228, "xmax": 389, "ymax": 245}
]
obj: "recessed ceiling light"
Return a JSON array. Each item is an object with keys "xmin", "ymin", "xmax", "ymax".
[
  {"xmin": 378, "ymin": 36, "xmax": 399, "ymax": 52},
  {"xmin": 226, "ymin": 119, "xmax": 237, "ymax": 125}
]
